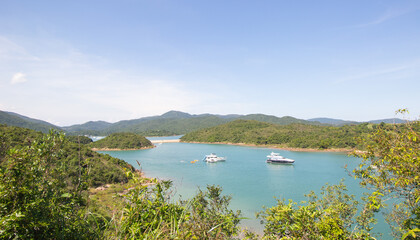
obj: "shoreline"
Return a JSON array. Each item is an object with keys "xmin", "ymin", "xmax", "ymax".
[
  {"xmin": 91, "ymin": 145, "xmax": 155, "ymax": 151},
  {"xmin": 150, "ymin": 139, "xmax": 180, "ymax": 143},
  {"xmin": 92, "ymin": 139, "xmax": 360, "ymax": 235},
  {"xmin": 181, "ymin": 141, "xmax": 357, "ymax": 153},
  {"xmin": 92, "ymin": 140, "xmax": 360, "ymax": 154},
  {"xmin": 91, "ymin": 139, "xmax": 180, "ymax": 151}
]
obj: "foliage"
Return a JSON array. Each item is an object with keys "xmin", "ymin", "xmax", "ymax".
[
  {"xmin": 60, "ymin": 142, "xmax": 133, "ymax": 187},
  {"xmin": 66, "ymin": 135, "xmax": 93, "ymax": 144},
  {"xmin": 90, "ymin": 132, "xmax": 153, "ymax": 150},
  {"xmin": 4, "ymin": 113, "xmax": 418, "ymax": 239},
  {"xmin": 183, "ymin": 185, "xmax": 242, "ymax": 239},
  {"xmin": 0, "ymin": 124, "xmax": 42, "ymax": 162},
  {"xmin": 0, "ymin": 124, "xmax": 134, "ymax": 187},
  {"xmin": 0, "ymin": 124, "xmax": 243, "ymax": 239},
  {"xmin": 257, "ymin": 182, "xmax": 378, "ymax": 239},
  {"xmin": 0, "ymin": 130, "xmax": 102, "ymax": 239},
  {"xmin": 114, "ymin": 174, "xmax": 242, "ymax": 240},
  {"xmin": 181, "ymin": 120, "xmax": 377, "ymax": 150},
  {"xmin": 353, "ymin": 111, "xmax": 420, "ymax": 239}
]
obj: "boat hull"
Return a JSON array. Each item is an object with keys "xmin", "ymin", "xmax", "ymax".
[
  {"xmin": 206, "ymin": 159, "xmax": 226, "ymax": 163},
  {"xmin": 266, "ymin": 159, "xmax": 294, "ymax": 164}
]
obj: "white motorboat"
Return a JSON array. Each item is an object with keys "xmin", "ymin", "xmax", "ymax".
[
  {"xmin": 203, "ymin": 153, "xmax": 226, "ymax": 163},
  {"xmin": 266, "ymin": 152, "xmax": 295, "ymax": 164}
]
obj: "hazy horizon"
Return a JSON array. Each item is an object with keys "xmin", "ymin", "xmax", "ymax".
[{"xmin": 1, "ymin": 1, "xmax": 419, "ymax": 125}]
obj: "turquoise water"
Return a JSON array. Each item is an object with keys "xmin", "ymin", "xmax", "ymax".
[
  {"xmin": 99, "ymin": 141, "xmax": 392, "ymax": 238},
  {"xmin": 147, "ymin": 135, "xmax": 183, "ymax": 141}
]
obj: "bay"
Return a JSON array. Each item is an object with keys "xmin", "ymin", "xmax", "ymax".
[{"xmin": 99, "ymin": 140, "xmax": 392, "ymax": 239}]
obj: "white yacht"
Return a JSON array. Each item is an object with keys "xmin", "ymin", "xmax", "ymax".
[
  {"xmin": 203, "ymin": 153, "xmax": 226, "ymax": 163},
  {"xmin": 266, "ymin": 152, "xmax": 295, "ymax": 164}
]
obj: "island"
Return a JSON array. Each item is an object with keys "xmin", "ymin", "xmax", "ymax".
[{"xmin": 90, "ymin": 132, "xmax": 154, "ymax": 151}]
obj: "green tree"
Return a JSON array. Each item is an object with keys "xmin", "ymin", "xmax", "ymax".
[
  {"xmin": 185, "ymin": 185, "xmax": 242, "ymax": 239},
  {"xmin": 90, "ymin": 132, "xmax": 153, "ymax": 150},
  {"xmin": 257, "ymin": 182, "xmax": 377, "ymax": 239},
  {"xmin": 114, "ymin": 173, "xmax": 242, "ymax": 239},
  {"xmin": 0, "ymin": 130, "xmax": 101, "ymax": 239},
  {"xmin": 353, "ymin": 110, "xmax": 420, "ymax": 239}
]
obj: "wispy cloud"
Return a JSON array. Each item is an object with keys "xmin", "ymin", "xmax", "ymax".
[
  {"xmin": 11, "ymin": 72, "xmax": 27, "ymax": 84},
  {"xmin": 334, "ymin": 60, "xmax": 420, "ymax": 84},
  {"xmin": 0, "ymin": 36, "xmax": 40, "ymax": 61},
  {"xmin": 352, "ymin": 4, "xmax": 420, "ymax": 28}
]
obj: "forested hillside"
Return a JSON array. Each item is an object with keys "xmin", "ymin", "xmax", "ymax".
[
  {"xmin": 90, "ymin": 132, "xmax": 153, "ymax": 150},
  {"xmin": 238, "ymin": 114, "xmax": 314, "ymax": 125},
  {"xmin": 1, "ymin": 110, "xmax": 408, "ymax": 138},
  {"xmin": 62, "ymin": 121, "xmax": 112, "ymax": 135},
  {"xmin": 0, "ymin": 110, "xmax": 62, "ymax": 133},
  {"xmin": 181, "ymin": 120, "xmax": 380, "ymax": 150}
]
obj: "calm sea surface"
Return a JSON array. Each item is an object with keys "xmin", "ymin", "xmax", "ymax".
[{"xmin": 99, "ymin": 138, "xmax": 392, "ymax": 239}]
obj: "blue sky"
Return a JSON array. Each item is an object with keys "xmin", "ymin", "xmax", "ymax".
[{"xmin": 1, "ymin": 0, "xmax": 419, "ymax": 126}]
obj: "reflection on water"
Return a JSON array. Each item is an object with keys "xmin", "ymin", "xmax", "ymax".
[{"xmin": 266, "ymin": 163, "xmax": 295, "ymax": 170}]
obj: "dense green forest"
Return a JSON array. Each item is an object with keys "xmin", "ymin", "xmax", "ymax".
[
  {"xmin": 181, "ymin": 119, "xmax": 383, "ymax": 150},
  {"xmin": 0, "ymin": 124, "xmax": 134, "ymax": 187},
  {"xmin": 66, "ymin": 135, "xmax": 94, "ymax": 144},
  {"xmin": 90, "ymin": 132, "xmax": 153, "ymax": 150}
]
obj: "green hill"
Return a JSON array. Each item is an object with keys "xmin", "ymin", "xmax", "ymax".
[
  {"xmin": 67, "ymin": 111, "xmax": 317, "ymax": 136},
  {"xmin": 90, "ymin": 132, "xmax": 153, "ymax": 150},
  {"xmin": 0, "ymin": 110, "xmax": 62, "ymax": 133},
  {"xmin": 307, "ymin": 117, "xmax": 358, "ymax": 125},
  {"xmin": 62, "ymin": 121, "xmax": 112, "ymax": 135},
  {"xmin": 2, "ymin": 110, "xmax": 406, "ymax": 139},
  {"xmin": 239, "ymin": 114, "xmax": 315, "ymax": 125},
  {"xmin": 105, "ymin": 116, "xmax": 229, "ymax": 136},
  {"xmin": 181, "ymin": 119, "xmax": 378, "ymax": 150}
]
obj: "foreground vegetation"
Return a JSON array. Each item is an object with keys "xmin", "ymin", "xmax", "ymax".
[
  {"xmin": 0, "ymin": 124, "xmax": 133, "ymax": 187},
  {"xmin": 1, "ymin": 111, "xmax": 419, "ymax": 239},
  {"xmin": 353, "ymin": 110, "xmax": 420, "ymax": 239},
  {"xmin": 0, "ymin": 126, "xmax": 242, "ymax": 239}
]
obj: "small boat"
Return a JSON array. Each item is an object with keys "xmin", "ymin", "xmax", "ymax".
[
  {"xmin": 266, "ymin": 152, "xmax": 295, "ymax": 164},
  {"xmin": 203, "ymin": 153, "xmax": 226, "ymax": 163}
]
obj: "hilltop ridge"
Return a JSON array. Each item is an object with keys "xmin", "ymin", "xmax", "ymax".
[{"xmin": 0, "ymin": 110, "xmax": 406, "ymax": 136}]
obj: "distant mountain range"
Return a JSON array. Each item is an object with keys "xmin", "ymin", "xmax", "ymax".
[
  {"xmin": 307, "ymin": 117, "xmax": 406, "ymax": 125},
  {"xmin": 0, "ymin": 110, "xmax": 407, "ymax": 136},
  {"xmin": 0, "ymin": 110, "xmax": 62, "ymax": 133}
]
